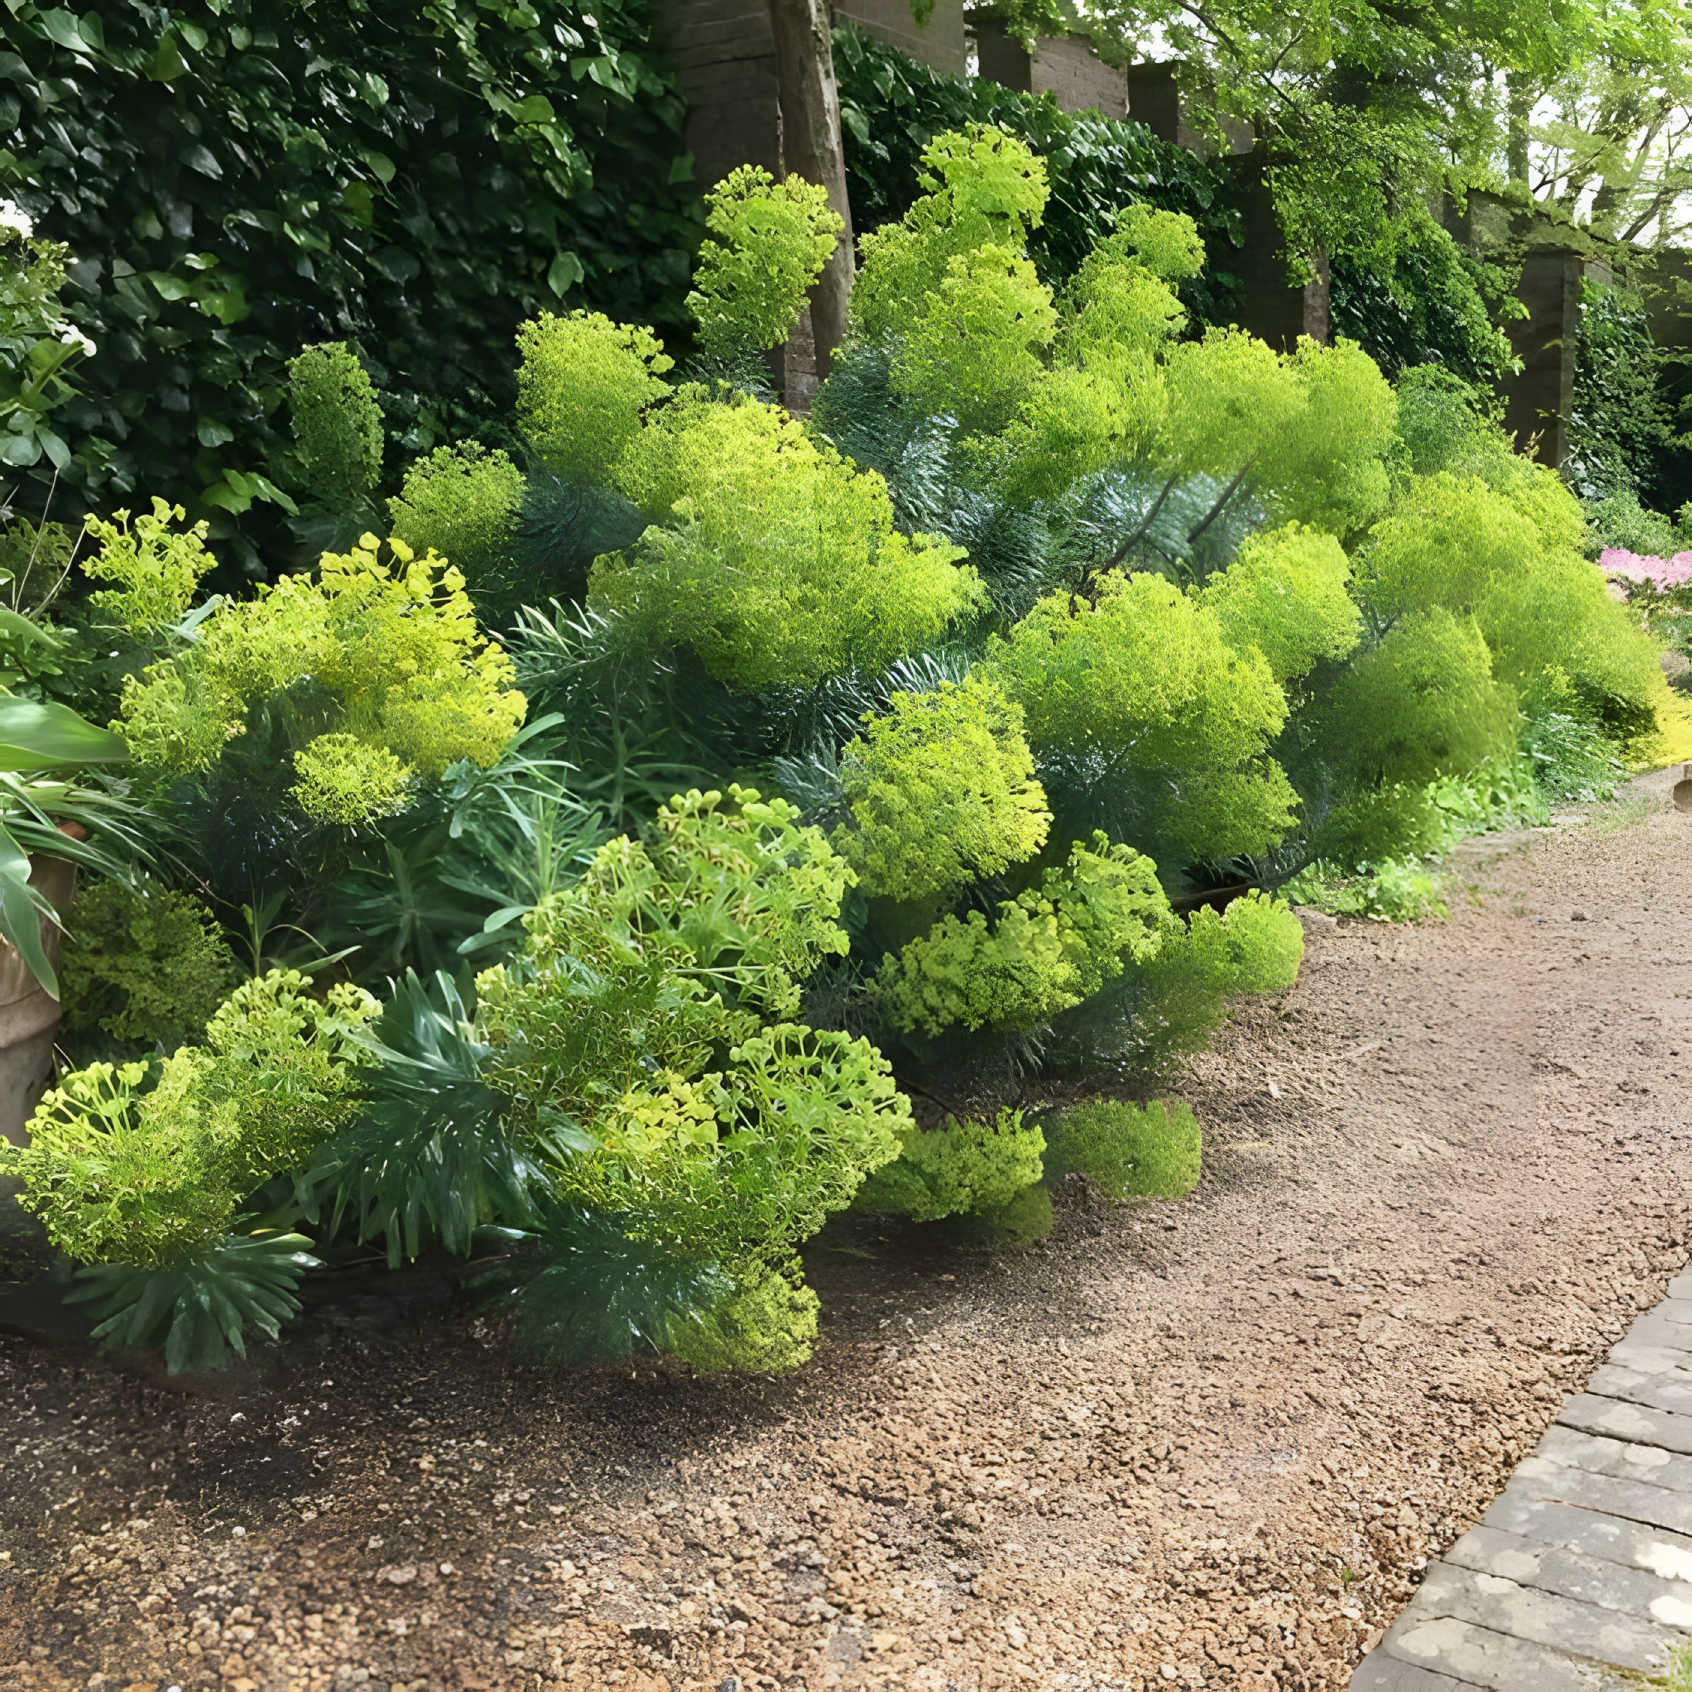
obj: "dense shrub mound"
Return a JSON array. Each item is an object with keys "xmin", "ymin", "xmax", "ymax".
[{"xmin": 0, "ymin": 126, "xmax": 1673, "ymax": 1379}]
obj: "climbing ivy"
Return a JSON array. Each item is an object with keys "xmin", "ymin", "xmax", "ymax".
[{"xmin": 0, "ymin": 0, "xmax": 695, "ymax": 566}]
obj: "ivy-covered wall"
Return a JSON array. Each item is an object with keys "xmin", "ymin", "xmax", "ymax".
[{"xmin": 2, "ymin": 0, "xmax": 697, "ymax": 564}]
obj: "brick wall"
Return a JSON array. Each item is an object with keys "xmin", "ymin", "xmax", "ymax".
[
  {"xmin": 657, "ymin": 0, "xmax": 966, "ymax": 195},
  {"xmin": 973, "ymin": 21, "xmax": 1128, "ymax": 117},
  {"xmin": 837, "ymin": 0, "xmax": 966, "ymax": 75}
]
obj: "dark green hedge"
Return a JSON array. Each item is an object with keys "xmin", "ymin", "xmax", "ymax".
[
  {"xmin": 833, "ymin": 26, "xmax": 1245, "ymax": 329},
  {"xmin": 1567, "ymin": 278, "xmax": 1687, "ymax": 506},
  {"xmin": 1329, "ymin": 222, "xmax": 1520, "ymax": 394},
  {"xmin": 2, "ymin": 0, "xmax": 696, "ymax": 565}
]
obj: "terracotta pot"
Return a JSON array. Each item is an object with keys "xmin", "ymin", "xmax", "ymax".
[{"xmin": 0, "ymin": 825, "xmax": 83, "ymax": 1149}]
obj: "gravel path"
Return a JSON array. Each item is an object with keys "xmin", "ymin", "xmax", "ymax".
[{"xmin": 3, "ymin": 782, "xmax": 1691, "ymax": 1692}]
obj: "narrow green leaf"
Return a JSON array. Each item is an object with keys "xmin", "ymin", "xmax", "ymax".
[{"xmin": 0, "ymin": 696, "xmax": 129, "ymax": 769}]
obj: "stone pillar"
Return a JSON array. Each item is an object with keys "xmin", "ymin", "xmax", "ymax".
[
  {"xmin": 1124, "ymin": 62, "xmax": 1253, "ymax": 155},
  {"xmin": 657, "ymin": 0, "xmax": 967, "ymax": 192},
  {"xmin": 1502, "ymin": 248, "xmax": 1585, "ymax": 466},
  {"xmin": 1223, "ymin": 156, "xmax": 1329, "ymax": 350},
  {"xmin": 652, "ymin": 0, "xmax": 966, "ymax": 405},
  {"xmin": 1442, "ymin": 193, "xmax": 1596, "ymax": 468},
  {"xmin": 836, "ymin": 0, "xmax": 965, "ymax": 74},
  {"xmin": 973, "ymin": 20, "xmax": 1128, "ymax": 117}
]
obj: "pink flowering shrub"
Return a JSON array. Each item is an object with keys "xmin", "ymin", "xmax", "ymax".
[{"xmin": 1601, "ymin": 548, "xmax": 1692, "ymax": 591}]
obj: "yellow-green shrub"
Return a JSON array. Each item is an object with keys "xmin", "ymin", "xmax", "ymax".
[
  {"xmin": 387, "ymin": 440, "xmax": 526, "ymax": 596},
  {"xmin": 589, "ymin": 398, "xmax": 982, "ymax": 689},
  {"xmin": 850, "ymin": 125, "xmax": 1049, "ymax": 343},
  {"xmin": 890, "ymin": 242, "xmax": 1056, "ymax": 434},
  {"xmin": 1042, "ymin": 1097, "xmax": 1202, "ymax": 1200},
  {"xmin": 62, "ymin": 879, "xmax": 238, "ymax": 1049},
  {"xmin": 1078, "ymin": 892, "xmax": 1305, "ymax": 1072},
  {"xmin": 515, "ymin": 309, "xmax": 672, "ymax": 483},
  {"xmin": 986, "ymin": 572, "xmax": 1299, "ymax": 861},
  {"xmin": 688, "ymin": 165, "xmax": 842, "ymax": 360},
  {"xmin": 116, "ymin": 533, "xmax": 527, "ymax": 824},
  {"xmin": 1315, "ymin": 608, "xmax": 1516, "ymax": 792},
  {"xmin": 1, "ymin": 971, "xmax": 378, "ymax": 1267},
  {"xmin": 82, "ymin": 499, "xmax": 214, "ymax": 635},
  {"xmin": 873, "ymin": 832, "xmax": 1168, "ymax": 1036},
  {"xmin": 837, "ymin": 676, "xmax": 1050, "ymax": 902},
  {"xmin": 854, "ymin": 1108, "xmax": 1046, "ymax": 1220},
  {"xmin": 1200, "ymin": 524, "xmax": 1362, "ymax": 683},
  {"xmin": 671, "ymin": 1262, "xmax": 821, "ymax": 1373}
]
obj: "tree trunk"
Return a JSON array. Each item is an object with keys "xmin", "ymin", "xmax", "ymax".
[
  {"xmin": 1506, "ymin": 76, "xmax": 1531, "ymax": 185},
  {"xmin": 767, "ymin": 0, "xmax": 854, "ymax": 384}
]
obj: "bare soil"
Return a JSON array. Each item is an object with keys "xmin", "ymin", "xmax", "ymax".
[{"xmin": 3, "ymin": 782, "xmax": 1692, "ymax": 1692}]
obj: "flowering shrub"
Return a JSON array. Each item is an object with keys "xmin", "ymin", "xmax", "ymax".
[
  {"xmin": 837, "ymin": 677, "xmax": 1050, "ymax": 903},
  {"xmin": 2, "ymin": 971, "xmax": 377, "ymax": 1267},
  {"xmin": 1602, "ymin": 547, "xmax": 1692, "ymax": 591},
  {"xmin": 687, "ymin": 166, "xmax": 842, "ymax": 360},
  {"xmin": 116, "ymin": 530, "xmax": 526, "ymax": 823},
  {"xmin": 1041, "ymin": 1098, "xmax": 1202, "ymax": 1200},
  {"xmin": 855, "ymin": 1109, "xmax": 1046, "ymax": 1220},
  {"xmin": 10, "ymin": 118, "xmax": 1683, "ymax": 1381},
  {"xmin": 590, "ymin": 397, "xmax": 982, "ymax": 689},
  {"xmin": 874, "ymin": 833, "xmax": 1168, "ymax": 1036}
]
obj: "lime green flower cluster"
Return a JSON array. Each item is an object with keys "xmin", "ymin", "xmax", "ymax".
[
  {"xmin": 516, "ymin": 309, "xmax": 673, "ymax": 483},
  {"xmin": 1357, "ymin": 469, "xmax": 1662, "ymax": 737},
  {"xmin": 851, "ymin": 125, "xmax": 1050, "ymax": 343},
  {"xmin": 687, "ymin": 165, "xmax": 842, "ymax": 360},
  {"xmin": 1200, "ymin": 524, "xmax": 1362, "ymax": 684},
  {"xmin": 290, "ymin": 733, "xmax": 412, "ymax": 824},
  {"xmin": 116, "ymin": 532, "xmax": 526, "ymax": 824},
  {"xmin": 855, "ymin": 1108, "xmax": 1045, "ymax": 1222},
  {"xmin": 387, "ymin": 440, "xmax": 525, "ymax": 592},
  {"xmin": 81, "ymin": 498, "xmax": 215, "ymax": 636},
  {"xmin": 986, "ymin": 572, "xmax": 1299, "ymax": 861},
  {"xmin": 670, "ymin": 1260, "xmax": 821, "ymax": 1375},
  {"xmin": 591, "ymin": 398, "xmax": 982, "ymax": 689},
  {"xmin": 874, "ymin": 832, "xmax": 1167, "ymax": 1036},
  {"xmin": 1111, "ymin": 893, "xmax": 1306, "ymax": 1070},
  {"xmin": 62, "ymin": 877, "xmax": 238, "ymax": 1048},
  {"xmin": 2, "ymin": 970, "xmax": 378, "ymax": 1267},
  {"xmin": 838, "ymin": 676, "xmax": 1050, "ymax": 903},
  {"xmin": 892, "ymin": 243, "xmax": 1057, "ymax": 435},
  {"xmin": 477, "ymin": 787, "xmax": 905, "ymax": 1328},
  {"xmin": 287, "ymin": 342, "xmax": 383, "ymax": 508}
]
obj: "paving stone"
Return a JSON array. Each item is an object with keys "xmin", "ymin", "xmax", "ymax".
[
  {"xmin": 1587, "ymin": 1363, "xmax": 1692, "ymax": 1418},
  {"xmin": 1382, "ymin": 1611, "xmax": 1608, "ymax": 1690},
  {"xmin": 1355, "ymin": 1284, "xmax": 1692, "ymax": 1692},
  {"xmin": 1508, "ymin": 1455, "xmax": 1692, "ymax": 1537},
  {"xmin": 1403, "ymin": 1561, "xmax": 1683, "ymax": 1671},
  {"xmin": 1481, "ymin": 1491, "xmax": 1692, "ymax": 1584},
  {"xmin": 1537, "ymin": 1424, "xmax": 1692, "ymax": 1493},
  {"xmin": 1558, "ymin": 1393, "xmax": 1692, "ymax": 1460},
  {"xmin": 1617, "ymin": 1312, "xmax": 1692, "ymax": 1353},
  {"xmin": 1607, "ymin": 1340, "xmax": 1692, "ymax": 1378},
  {"xmin": 1348, "ymin": 1657, "xmax": 1483, "ymax": 1691},
  {"xmin": 1442, "ymin": 1523, "xmax": 1692, "ymax": 1627}
]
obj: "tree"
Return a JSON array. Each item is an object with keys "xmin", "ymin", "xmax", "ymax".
[
  {"xmin": 767, "ymin": 0, "xmax": 856, "ymax": 377},
  {"xmin": 1522, "ymin": 2, "xmax": 1692, "ymax": 244}
]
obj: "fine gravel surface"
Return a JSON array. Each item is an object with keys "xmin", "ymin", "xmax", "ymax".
[{"xmin": 3, "ymin": 782, "xmax": 1692, "ymax": 1692}]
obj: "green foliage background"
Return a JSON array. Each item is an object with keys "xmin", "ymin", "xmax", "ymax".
[{"xmin": 0, "ymin": 0, "xmax": 696, "ymax": 564}]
